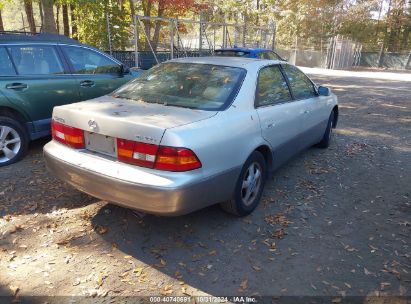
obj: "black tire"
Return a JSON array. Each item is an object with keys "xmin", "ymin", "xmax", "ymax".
[
  {"xmin": 0, "ymin": 116, "xmax": 29, "ymax": 167},
  {"xmin": 317, "ymin": 110, "xmax": 335, "ymax": 149},
  {"xmin": 221, "ymin": 151, "xmax": 266, "ymax": 216}
]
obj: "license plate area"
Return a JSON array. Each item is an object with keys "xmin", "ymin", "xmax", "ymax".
[{"xmin": 84, "ymin": 132, "xmax": 116, "ymax": 157}]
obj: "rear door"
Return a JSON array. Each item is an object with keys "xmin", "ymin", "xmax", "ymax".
[
  {"xmin": 2, "ymin": 44, "xmax": 79, "ymax": 135},
  {"xmin": 255, "ymin": 65, "xmax": 306, "ymax": 167},
  {"xmin": 281, "ymin": 64, "xmax": 327, "ymax": 145},
  {"xmin": 60, "ymin": 45, "xmax": 133, "ymax": 101}
]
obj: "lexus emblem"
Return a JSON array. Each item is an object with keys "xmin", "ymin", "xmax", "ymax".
[{"xmin": 88, "ymin": 119, "xmax": 97, "ymax": 130}]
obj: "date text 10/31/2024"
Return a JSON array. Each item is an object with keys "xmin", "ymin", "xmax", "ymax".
[{"xmin": 149, "ymin": 296, "xmax": 258, "ymax": 303}]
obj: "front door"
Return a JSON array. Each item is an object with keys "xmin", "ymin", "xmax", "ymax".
[
  {"xmin": 60, "ymin": 45, "xmax": 134, "ymax": 101},
  {"xmin": 255, "ymin": 65, "xmax": 307, "ymax": 168},
  {"xmin": 281, "ymin": 64, "xmax": 327, "ymax": 145}
]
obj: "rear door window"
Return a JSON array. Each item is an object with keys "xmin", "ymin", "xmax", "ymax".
[
  {"xmin": 7, "ymin": 45, "xmax": 64, "ymax": 75},
  {"xmin": 256, "ymin": 65, "xmax": 292, "ymax": 107},
  {"xmin": 257, "ymin": 52, "xmax": 265, "ymax": 59},
  {"xmin": 282, "ymin": 64, "xmax": 317, "ymax": 99},
  {"xmin": 265, "ymin": 51, "xmax": 282, "ymax": 60},
  {"xmin": 0, "ymin": 47, "xmax": 16, "ymax": 75},
  {"xmin": 62, "ymin": 46, "xmax": 121, "ymax": 74}
]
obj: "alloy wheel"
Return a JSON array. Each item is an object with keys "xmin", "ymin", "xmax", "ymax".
[
  {"xmin": 0, "ymin": 125, "xmax": 22, "ymax": 163},
  {"xmin": 241, "ymin": 162, "xmax": 262, "ymax": 206}
]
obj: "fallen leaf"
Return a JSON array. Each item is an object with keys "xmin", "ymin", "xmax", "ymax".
[
  {"xmin": 399, "ymin": 285, "xmax": 407, "ymax": 296},
  {"xmin": 9, "ymin": 225, "xmax": 24, "ymax": 234},
  {"xmin": 364, "ymin": 267, "xmax": 373, "ymax": 275},
  {"xmin": 272, "ymin": 229, "xmax": 285, "ymax": 239},
  {"xmin": 95, "ymin": 225, "xmax": 108, "ymax": 235},
  {"xmin": 119, "ymin": 271, "xmax": 129, "ymax": 278},
  {"xmin": 9, "ymin": 285, "xmax": 19, "ymax": 296},
  {"xmin": 239, "ymin": 279, "xmax": 248, "ymax": 292},
  {"xmin": 97, "ymin": 289, "xmax": 109, "ymax": 297},
  {"xmin": 311, "ymin": 283, "xmax": 317, "ymax": 290},
  {"xmin": 134, "ymin": 267, "xmax": 143, "ymax": 277}
]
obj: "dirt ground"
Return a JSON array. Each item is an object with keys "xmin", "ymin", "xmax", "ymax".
[{"xmin": 0, "ymin": 70, "xmax": 410, "ymax": 302}]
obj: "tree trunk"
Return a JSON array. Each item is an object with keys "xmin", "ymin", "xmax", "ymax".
[
  {"xmin": 0, "ymin": 10, "xmax": 4, "ymax": 31},
  {"xmin": 70, "ymin": 4, "xmax": 77, "ymax": 39},
  {"xmin": 41, "ymin": 0, "xmax": 57, "ymax": 33},
  {"xmin": 24, "ymin": 0, "xmax": 36, "ymax": 34},
  {"xmin": 142, "ymin": 0, "xmax": 152, "ymax": 50},
  {"xmin": 151, "ymin": 0, "xmax": 165, "ymax": 51},
  {"xmin": 55, "ymin": 4, "xmax": 60, "ymax": 34},
  {"xmin": 62, "ymin": 4, "xmax": 69, "ymax": 36},
  {"xmin": 129, "ymin": 0, "xmax": 135, "ymax": 23},
  {"xmin": 39, "ymin": 1, "xmax": 44, "ymax": 31}
]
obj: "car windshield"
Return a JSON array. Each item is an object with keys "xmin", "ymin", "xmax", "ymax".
[
  {"xmin": 214, "ymin": 50, "xmax": 250, "ymax": 57},
  {"xmin": 113, "ymin": 62, "xmax": 246, "ymax": 111}
]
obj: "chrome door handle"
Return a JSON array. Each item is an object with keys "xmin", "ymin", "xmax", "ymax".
[
  {"xmin": 304, "ymin": 110, "xmax": 310, "ymax": 114},
  {"xmin": 6, "ymin": 83, "xmax": 28, "ymax": 90},
  {"xmin": 267, "ymin": 122, "xmax": 276, "ymax": 128},
  {"xmin": 80, "ymin": 80, "xmax": 95, "ymax": 87}
]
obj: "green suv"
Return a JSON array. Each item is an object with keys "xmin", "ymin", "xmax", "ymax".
[{"xmin": 0, "ymin": 32, "xmax": 140, "ymax": 166}]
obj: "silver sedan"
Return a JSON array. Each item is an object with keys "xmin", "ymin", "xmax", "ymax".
[{"xmin": 44, "ymin": 57, "xmax": 338, "ymax": 216}]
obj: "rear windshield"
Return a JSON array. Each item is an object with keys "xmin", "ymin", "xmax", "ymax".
[
  {"xmin": 214, "ymin": 50, "xmax": 250, "ymax": 57},
  {"xmin": 113, "ymin": 62, "xmax": 246, "ymax": 111}
]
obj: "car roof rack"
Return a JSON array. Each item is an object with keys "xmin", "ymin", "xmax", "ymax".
[{"xmin": 0, "ymin": 31, "xmax": 81, "ymax": 44}]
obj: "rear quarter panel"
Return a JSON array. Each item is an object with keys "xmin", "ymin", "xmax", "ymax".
[
  {"xmin": 160, "ymin": 108, "xmax": 267, "ymax": 181},
  {"xmin": 0, "ymin": 87, "xmax": 31, "ymax": 121}
]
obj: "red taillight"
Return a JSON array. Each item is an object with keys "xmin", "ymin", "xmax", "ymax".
[
  {"xmin": 154, "ymin": 146, "xmax": 201, "ymax": 171},
  {"xmin": 117, "ymin": 138, "xmax": 159, "ymax": 168},
  {"xmin": 116, "ymin": 138, "xmax": 201, "ymax": 172},
  {"xmin": 52, "ymin": 120, "xmax": 84, "ymax": 149}
]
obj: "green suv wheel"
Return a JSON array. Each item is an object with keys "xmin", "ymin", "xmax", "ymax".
[{"xmin": 0, "ymin": 116, "xmax": 29, "ymax": 166}]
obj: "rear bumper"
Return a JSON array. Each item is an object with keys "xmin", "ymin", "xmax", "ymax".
[{"xmin": 43, "ymin": 141, "xmax": 239, "ymax": 216}]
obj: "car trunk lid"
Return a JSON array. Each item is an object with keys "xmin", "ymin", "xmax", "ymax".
[{"xmin": 52, "ymin": 95, "xmax": 217, "ymax": 145}]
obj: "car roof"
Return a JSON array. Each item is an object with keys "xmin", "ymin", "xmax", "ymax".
[
  {"xmin": 0, "ymin": 31, "xmax": 83, "ymax": 45},
  {"xmin": 214, "ymin": 47, "xmax": 272, "ymax": 53},
  {"xmin": 168, "ymin": 56, "xmax": 285, "ymax": 69}
]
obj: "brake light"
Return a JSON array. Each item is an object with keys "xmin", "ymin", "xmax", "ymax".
[
  {"xmin": 154, "ymin": 146, "xmax": 201, "ymax": 171},
  {"xmin": 116, "ymin": 138, "xmax": 201, "ymax": 171},
  {"xmin": 117, "ymin": 138, "xmax": 159, "ymax": 168},
  {"xmin": 52, "ymin": 120, "xmax": 84, "ymax": 149}
]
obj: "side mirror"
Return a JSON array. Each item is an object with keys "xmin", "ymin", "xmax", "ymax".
[
  {"xmin": 119, "ymin": 64, "xmax": 130, "ymax": 75},
  {"xmin": 318, "ymin": 86, "xmax": 331, "ymax": 96}
]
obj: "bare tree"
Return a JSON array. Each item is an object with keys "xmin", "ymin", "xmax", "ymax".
[
  {"xmin": 24, "ymin": 0, "xmax": 36, "ymax": 33},
  {"xmin": 41, "ymin": 0, "xmax": 57, "ymax": 33},
  {"xmin": 62, "ymin": 4, "xmax": 69, "ymax": 36}
]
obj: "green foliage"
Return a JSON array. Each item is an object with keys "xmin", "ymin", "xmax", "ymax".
[
  {"xmin": 73, "ymin": 0, "xmax": 132, "ymax": 50},
  {"xmin": 1, "ymin": 0, "xmax": 410, "ymax": 52}
]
